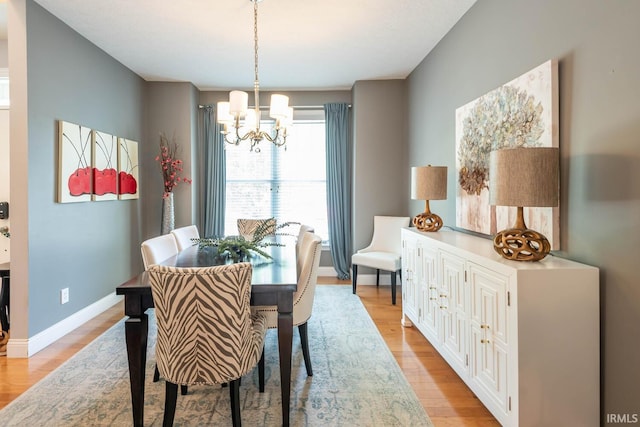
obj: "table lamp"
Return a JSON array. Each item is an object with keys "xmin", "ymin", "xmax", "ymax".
[
  {"xmin": 489, "ymin": 147, "xmax": 559, "ymax": 261},
  {"xmin": 411, "ymin": 165, "xmax": 447, "ymax": 232}
]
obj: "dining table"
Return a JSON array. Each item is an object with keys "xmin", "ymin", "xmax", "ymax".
[{"xmin": 116, "ymin": 241, "xmax": 298, "ymax": 427}]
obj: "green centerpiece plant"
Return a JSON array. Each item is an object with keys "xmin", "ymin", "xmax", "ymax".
[{"xmin": 195, "ymin": 219, "xmax": 298, "ymax": 262}]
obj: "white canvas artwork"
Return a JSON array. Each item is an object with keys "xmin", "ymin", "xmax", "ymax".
[
  {"xmin": 118, "ymin": 138, "xmax": 139, "ymax": 200},
  {"xmin": 92, "ymin": 130, "xmax": 119, "ymax": 201},
  {"xmin": 455, "ymin": 59, "xmax": 560, "ymax": 249},
  {"xmin": 58, "ymin": 120, "xmax": 93, "ymax": 203}
]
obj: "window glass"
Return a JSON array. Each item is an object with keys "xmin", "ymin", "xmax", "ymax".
[
  {"xmin": 224, "ymin": 118, "xmax": 329, "ymax": 244},
  {"xmin": 0, "ymin": 74, "xmax": 9, "ymax": 109}
]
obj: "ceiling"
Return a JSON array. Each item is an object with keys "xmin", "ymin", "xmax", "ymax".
[{"xmin": 2, "ymin": 0, "xmax": 476, "ymax": 90}]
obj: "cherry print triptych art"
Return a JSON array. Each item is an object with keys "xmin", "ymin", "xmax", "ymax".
[{"xmin": 57, "ymin": 120, "xmax": 139, "ymax": 203}]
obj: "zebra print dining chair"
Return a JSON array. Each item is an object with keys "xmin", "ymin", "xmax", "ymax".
[
  {"xmin": 236, "ymin": 218, "xmax": 276, "ymax": 241},
  {"xmin": 148, "ymin": 263, "xmax": 267, "ymax": 427},
  {"xmin": 253, "ymin": 232, "xmax": 322, "ymax": 382}
]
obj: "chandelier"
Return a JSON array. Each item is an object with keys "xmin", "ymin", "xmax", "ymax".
[{"xmin": 216, "ymin": 0, "xmax": 292, "ymax": 152}]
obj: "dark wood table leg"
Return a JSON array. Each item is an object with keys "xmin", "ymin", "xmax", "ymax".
[
  {"xmin": 277, "ymin": 291, "xmax": 294, "ymax": 427},
  {"xmin": 0, "ymin": 273, "xmax": 9, "ymax": 333},
  {"xmin": 391, "ymin": 270, "xmax": 397, "ymax": 305},
  {"xmin": 125, "ymin": 314, "xmax": 148, "ymax": 427}
]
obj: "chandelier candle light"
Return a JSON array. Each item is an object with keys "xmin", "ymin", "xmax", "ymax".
[
  {"xmin": 217, "ymin": 0, "xmax": 293, "ymax": 152},
  {"xmin": 489, "ymin": 147, "xmax": 559, "ymax": 261},
  {"xmin": 411, "ymin": 165, "xmax": 448, "ymax": 232}
]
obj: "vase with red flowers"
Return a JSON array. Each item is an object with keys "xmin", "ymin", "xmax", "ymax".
[{"xmin": 156, "ymin": 133, "xmax": 192, "ymax": 234}]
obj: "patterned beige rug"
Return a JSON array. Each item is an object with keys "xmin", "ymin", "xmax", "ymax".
[{"xmin": 0, "ymin": 285, "xmax": 432, "ymax": 426}]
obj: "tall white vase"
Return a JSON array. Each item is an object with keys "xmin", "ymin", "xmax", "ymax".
[{"xmin": 161, "ymin": 192, "xmax": 175, "ymax": 235}]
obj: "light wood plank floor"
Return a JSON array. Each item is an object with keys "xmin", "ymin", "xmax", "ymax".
[{"xmin": 0, "ymin": 281, "xmax": 499, "ymax": 426}]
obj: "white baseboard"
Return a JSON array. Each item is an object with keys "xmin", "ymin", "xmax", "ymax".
[
  {"xmin": 317, "ymin": 266, "xmax": 401, "ymax": 286},
  {"xmin": 352, "ymin": 273, "xmax": 401, "ymax": 286},
  {"xmin": 4, "ymin": 273, "xmax": 397, "ymax": 358},
  {"xmin": 6, "ymin": 292, "xmax": 123, "ymax": 358},
  {"xmin": 318, "ymin": 266, "xmax": 338, "ymax": 277}
]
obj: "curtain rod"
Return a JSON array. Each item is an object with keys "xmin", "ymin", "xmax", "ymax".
[{"xmin": 198, "ymin": 104, "xmax": 351, "ymax": 110}]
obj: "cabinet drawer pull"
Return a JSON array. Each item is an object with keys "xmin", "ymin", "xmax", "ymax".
[
  {"xmin": 439, "ymin": 306, "xmax": 447, "ymax": 309},
  {"xmin": 481, "ymin": 339, "xmax": 490, "ymax": 344},
  {"xmin": 429, "ymin": 297, "xmax": 437, "ymax": 301},
  {"xmin": 480, "ymin": 324, "xmax": 490, "ymax": 329},
  {"xmin": 439, "ymin": 294, "xmax": 447, "ymax": 297}
]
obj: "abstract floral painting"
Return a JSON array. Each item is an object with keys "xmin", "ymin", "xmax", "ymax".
[
  {"xmin": 455, "ymin": 59, "xmax": 559, "ymax": 249},
  {"xmin": 58, "ymin": 120, "xmax": 93, "ymax": 203},
  {"xmin": 118, "ymin": 138, "xmax": 139, "ymax": 200}
]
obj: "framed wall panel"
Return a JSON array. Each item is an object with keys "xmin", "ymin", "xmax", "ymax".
[
  {"xmin": 57, "ymin": 120, "xmax": 92, "ymax": 203},
  {"xmin": 118, "ymin": 137, "xmax": 139, "ymax": 200},
  {"xmin": 92, "ymin": 130, "xmax": 118, "ymax": 201}
]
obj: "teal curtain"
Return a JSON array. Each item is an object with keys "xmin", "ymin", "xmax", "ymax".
[
  {"xmin": 324, "ymin": 103, "xmax": 352, "ymax": 279},
  {"xmin": 201, "ymin": 105, "xmax": 226, "ymax": 238}
]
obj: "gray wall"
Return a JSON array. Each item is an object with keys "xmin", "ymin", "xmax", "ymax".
[
  {"xmin": 352, "ymin": 79, "xmax": 408, "ymax": 256},
  {"xmin": 10, "ymin": 0, "xmax": 146, "ymax": 337},
  {"xmin": 143, "ymin": 82, "xmax": 199, "ymax": 240},
  {"xmin": 0, "ymin": 40, "xmax": 7, "ymax": 68},
  {"xmin": 406, "ymin": 0, "xmax": 640, "ymax": 421}
]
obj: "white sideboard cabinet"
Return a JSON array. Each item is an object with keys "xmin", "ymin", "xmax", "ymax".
[{"xmin": 401, "ymin": 227, "xmax": 599, "ymax": 427}]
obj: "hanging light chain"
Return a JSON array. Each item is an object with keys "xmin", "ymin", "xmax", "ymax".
[{"xmin": 254, "ymin": 0, "xmax": 259, "ymax": 84}]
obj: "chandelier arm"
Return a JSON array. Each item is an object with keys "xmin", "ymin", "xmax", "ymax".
[
  {"xmin": 222, "ymin": 133, "xmax": 239, "ymax": 145},
  {"xmin": 236, "ymin": 128, "xmax": 254, "ymax": 142},
  {"xmin": 260, "ymin": 128, "xmax": 287, "ymax": 146},
  {"xmin": 261, "ymin": 130, "xmax": 275, "ymax": 143}
]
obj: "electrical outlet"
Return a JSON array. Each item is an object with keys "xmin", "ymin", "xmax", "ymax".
[{"xmin": 60, "ymin": 288, "xmax": 69, "ymax": 304}]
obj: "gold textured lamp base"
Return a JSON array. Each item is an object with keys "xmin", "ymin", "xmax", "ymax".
[
  {"xmin": 413, "ymin": 212, "xmax": 443, "ymax": 232},
  {"xmin": 493, "ymin": 228, "xmax": 551, "ymax": 261},
  {"xmin": 492, "ymin": 207, "xmax": 550, "ymax": 261}
]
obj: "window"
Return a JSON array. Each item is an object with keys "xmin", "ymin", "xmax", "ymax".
[
  {"xmin": 0, "ymin": 69, "xmax": 9, "ymax": 109},
  {"xmin": 224, "ymin": 117, "xmax": 329, "ymax": 244}
]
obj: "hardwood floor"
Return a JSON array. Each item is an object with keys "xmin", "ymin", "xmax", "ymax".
[
  {"xmin": 0, "ymin": 281, "xmax": 499, "ymax": 426},
  {"xmin": 0, "ymin": 306, "xmax": 125, "ymax": 410},
  {"xmin": 344, "ymin": 280, "xmax": 500, "ymax": 426}
]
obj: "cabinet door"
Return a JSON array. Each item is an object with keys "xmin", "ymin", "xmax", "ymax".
[
  {"xmin": 401, "ymin": 235, "xmax": 419, "ymax": 321},
  {"xmin": 418, "ymin": 244, "xmax": 439, "ymax": 344},
  {"xmin": 468, "ymin": 262, "xmax": 509, "ymax": 414},
  {"xmin": 439, "ymin": 250, "xmax": 468, "ymax": 376}
]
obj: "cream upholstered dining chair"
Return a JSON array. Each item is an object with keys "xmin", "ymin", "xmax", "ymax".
[
  {"xmin": 351, "ymin": 216, "xmax": 410, "ymax": 305},
  {"xmin": 170, "ymin": 225, "xmax": 200, "ymax": 251},
  {"xmin": 140, "ymin": 233, "xmax": 181, "ymax": 385},
  {"xmin": 141, "ymin": 234, "xmax": 179, "ymax": 270},
  {"xmin": 253, "ymin": 232, "xmax": 322, "ymax": 382},
  {"xmin": 237, "ymin": 218, "xmax": 276, "ymax": 241},
  {"xmin": 296, "ymin": 224, "xmax": 314, "ymax": 278},
  {"xmin": 148, "ymin": 263, "xmax": 267, "ymax": 427}
]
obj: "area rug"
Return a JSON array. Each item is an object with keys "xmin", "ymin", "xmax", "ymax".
[{"xmin": 0, "ymin": 285, "xmax": 432, "ymax": 426}]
